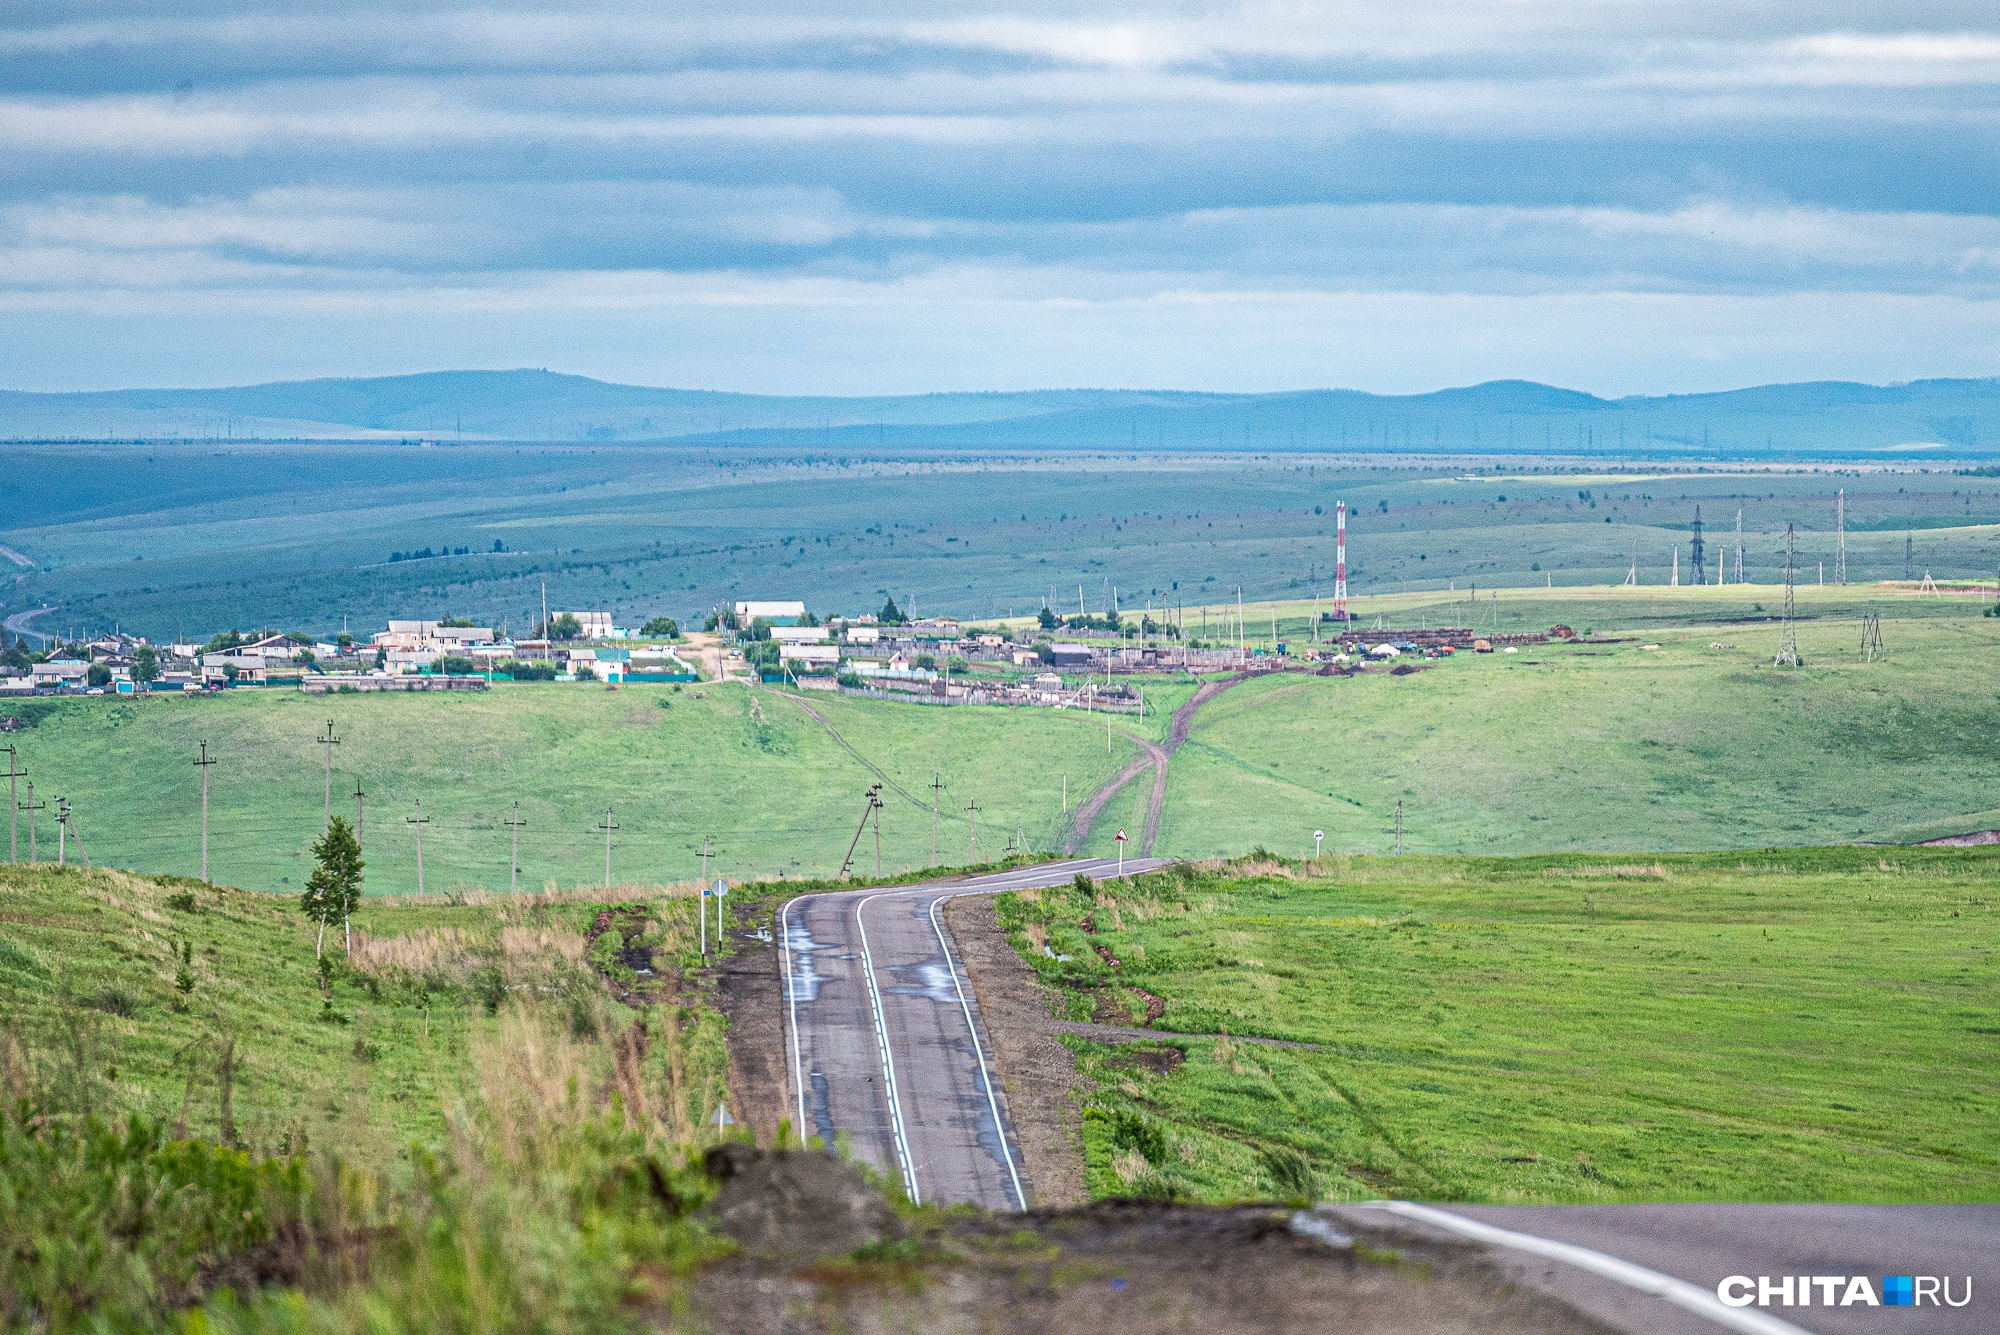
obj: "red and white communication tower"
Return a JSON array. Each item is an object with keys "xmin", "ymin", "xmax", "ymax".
[{"xmin": 1332, "ymin": 501, "xmax": 1349, "ymax": 620}]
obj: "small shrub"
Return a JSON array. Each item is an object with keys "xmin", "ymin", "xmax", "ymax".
[
  {"xmin": 351, "ymin": 1035, "xmax": 383, "ymax": 1063},
  {"xmin": 472, "ymin": 964, "xmax": 508, "ymax": 1016},
  {"xmin": 173, "ymin": 939, "xmax": 196, "ymax": 1013},
  {"xmin": 89, "ymin": 984, "xmax": 141, "ymax": 1018},
  {"xmin": 1260, "ymin": 1145, "xmax": 1318, "ymax": 1202},
  {"xmin": 1087, "ymin": 1107, "xmax": 1166, "ymax": 1165},
  {"xmin": 165, "ymin": 890, "xmax": 199, "ymax": 913}
]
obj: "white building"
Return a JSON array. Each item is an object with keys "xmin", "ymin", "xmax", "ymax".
[
  {"xmin": 734, "ymin": 600, "xmax": 806, "ymax": 624},
  {"xmin": 772, "ymin": 625, "xmax": 831, "ymax": 643}
]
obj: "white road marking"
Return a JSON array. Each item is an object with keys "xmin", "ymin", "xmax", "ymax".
[
  {"xmin": 925, "ymin": 892, "xmax": 1028, "ymax": 1209},
  {"xmin": 1355, "ymin": 1202, "xmax": 1816, "ymax": 1335},
  {"xmin": 780, "ymin": 897, "xmax": 808, "ymax": 1137},
  {"xmin": 855, "ymin": 892, "xmax": 920, "ymax": 1202}
]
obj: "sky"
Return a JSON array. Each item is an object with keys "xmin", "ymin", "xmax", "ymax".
[{"xmin": 5, "ymin": 1, "xmax": 2000, "ymax": 396}]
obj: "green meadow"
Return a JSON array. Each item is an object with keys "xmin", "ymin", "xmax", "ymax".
[
  {"xmin": 1125, "ymin": 586, "xmax": 2000, "ymax": 859},
  {"xmin": 0, "ymin": 861, "xmax": 731, "ymax": 1157},
  {"xmin": 998, "ymin": 848, "xmax": 2000, "ymax": 1204},
  {"xmin": 11, "ymin": 586, "xmax": 2000, "ymax": 887},
  {"xmin": 0, "ymin": 682, "xmax": 1136, "ymax": 894}
]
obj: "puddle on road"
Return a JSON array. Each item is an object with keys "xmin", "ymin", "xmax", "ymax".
[{"xmin": 782, "ymin": 914, "xmax": 834, "ymax": 1002}]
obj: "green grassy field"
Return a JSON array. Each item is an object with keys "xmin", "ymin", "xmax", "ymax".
[
  {"xmin": 0, "ymin": 860, "xmax": 756, "ymax": 1332},
  {"xmin": 1, "ymin": 681, "xmax": 1140, "ymax": 893},
  {"xmin": 11, "ymin": 588, "xmax": 2000, "ymax": 885},
  {"xmin": 1133, "ymin": 587, "xmax": 2000, "ymax": 859},
  {"xmin": 0, "ymin": 861, "xmax": 731, "ymax": 1157},
  {"xmin": 997, "ymin": 848, "xmax": 2000, "ymax": 1204}
]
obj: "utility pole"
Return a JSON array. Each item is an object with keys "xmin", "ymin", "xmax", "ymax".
[
  {"xmin": 929, "ymin": 772, "xmax": 944, "ymax": 867},
  {"xmin": 598, "ymin": 807, "xmax": 618, "ymax": 888},
  {"xmin": 193, "ymin": 742, "xmax": 216, "ymax": 882},
  {"xmin": 701, "ymin": 835, "xmax": 709, "ymax": 881},
  {"xmin": 1237, "ymin": 586, "xmax": 1245, "ymax": 662},
  {"xmin": 407, "ymin": 799, "xmax": 429, "ymax": 896},
  {"xmin": 316, "ymin": 718, "xmax": 340, "ymax": 833},
  {"xmin": 873, "ymin": 789, "xmax": 882, "ymax": 877},
  {"xmin": 1394, "ymin": 798, "xmax": 1403, "ymax": 856},
  {"xmin": 505, "ymin": 802, "xmax": 526, "ymax": 893},
  {"xmin": 20, "ymin": 781, "xmax": 41, "ymax": 865},
  {"xmin": 353, "ymin": 776, "xmax": 366, "ymax": 850},
  {"xmin": 3, "ymin": 744, "xmax": 20, "ymax": 863},
  {"xmin": 1905, "ymin": 533, "xmax": 1914, "ymax": 582},
  {"xmin": 1775, "ymin": 524, "xmax": 1800, "ymax": 667},
  {"xmin": 1735, "ymin": 509, "xmax": 1744, "ymax": 584},
  {"xmin": 967, "ymin": 800, "xmax": 980, "ymax": 861},
  {"xmin": 1835, "ymin": 488, "xmax": 1846, "ymax": 585},
  {"xmin": 840, "ymin": 784, "xmax": 882, "ymax": 879},
  {"xmin": 1861, "ymin": 612, "xmax": 1884, "ymax": 662},
  {"xmin": 55, "ymin": 797, "xmax": 68, "ymax": 867}
]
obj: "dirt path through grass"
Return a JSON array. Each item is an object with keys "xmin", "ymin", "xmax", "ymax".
[{"xmin": 1069, "ymin": 672, "xmax": 1251, "ymax": 855}]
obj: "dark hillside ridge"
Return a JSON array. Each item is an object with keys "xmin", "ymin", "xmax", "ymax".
[{"xmin": 5, "ymin": 368, "xmax": 1999, "ymax": 457}]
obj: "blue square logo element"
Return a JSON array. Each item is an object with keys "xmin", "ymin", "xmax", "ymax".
[{"xmin": 1883, "ymin": 1276, "xmax": 1914, "ymax": 1307}]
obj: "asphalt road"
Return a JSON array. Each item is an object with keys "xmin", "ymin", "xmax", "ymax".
[
  {"xmin": 780, "ymin": 856, "xmax": 1169, "ymax": 1208},
  {"xmin": 1323, "ymin": 1202, "xmax": 1997, "ymax": 1335},
  {"xmin": 3, "ymin": 606, "xmax": 52, "ymax": 648}
]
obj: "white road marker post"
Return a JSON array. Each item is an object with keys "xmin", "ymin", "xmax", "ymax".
[
  {"xmin": 1116, "ymin": 828, "xmax": 1127, "ymax": 876},
  {"xmin": 1314, "ymin": 828, "xmax": 1324, "ymax": 859},
  {"xmin": 714, "ymin": 878, "xmax": 728, "ymax": 946}
]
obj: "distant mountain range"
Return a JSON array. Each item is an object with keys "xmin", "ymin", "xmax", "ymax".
[{"xmin": 5, "ymin": 369, "xmax": 1998, "ymax": 457}]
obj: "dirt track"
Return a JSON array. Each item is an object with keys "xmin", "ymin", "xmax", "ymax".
[{"xmin": 1066, "ymin": 671, "xmax": 1252, "ymax": 856}]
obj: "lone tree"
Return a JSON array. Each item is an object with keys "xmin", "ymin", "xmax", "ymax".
[
  {"xmin": 132, "ymin": 645, "xmax": 159, "ymax": 687},
  {"xmin": 302, "ymin": 815, "xmax": 364, "ymax": 958},
  {"xmin": 878, "ymin": 596, "xmax": 905, "ymax": 625}
]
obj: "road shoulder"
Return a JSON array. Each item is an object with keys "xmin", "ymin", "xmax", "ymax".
[{"xmin": 944, "ymin": 894, "xmax": 1089, "ymax": 1206}]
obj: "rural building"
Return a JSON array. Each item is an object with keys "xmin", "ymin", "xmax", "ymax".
[
  {"xmin": 772, "ymin": 625, "xmax": 830, "ymax": 643},
  {"xmin": 372, "ymin": 620, "xmax": 495, "ymax": 650},
  {"xmin": 779, "ymin": 643, "xmax": 840, "ymax": 667},
  {"xmin": 556, "ymin": 611, "xmax": 614, "ymax": 639},
  {"xmin": 31, "ymin": 655, "xmax": 89, "ymax": 687},
  {"xmin": 1049, "ymin": 643, "xmax": 1093, "ymax": 667},
  {"xmin": 201, "ymin": 651, "xmax": 268, "ymax": 683},
  {"xmin": 843, "ymin": 625, "xmax": 881, "ymax": 644},
  {"xmin": 735, "ymin": 600, "xmax": 806, "ymax": 624}
]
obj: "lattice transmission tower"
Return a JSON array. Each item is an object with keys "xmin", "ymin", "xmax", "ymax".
[
  {"xmin": 1689, "ymin": 505, "xmax": 1706, "ymax": 585},
  {"xmin": 1774, "ymin": 524, "xmax": 1800, "ymax": 667},
  {"xmin": 1860, "ymin": 612, "xmax": 1884, "ymax": 662},
  {"xmin": 1834, "ymin": 488, "xmax": 1846, "ymax": 585}
]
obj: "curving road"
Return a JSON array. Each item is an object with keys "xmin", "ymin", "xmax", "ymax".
[
  {"xmin": 3, "ymin": 606, "xmax": 53, "ymax": 648},
  {"xmin": 780, "ymin": 856, "xmax": 1168, "ymax": 1209}
]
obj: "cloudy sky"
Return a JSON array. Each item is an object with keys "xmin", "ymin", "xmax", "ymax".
[{"xmin": 5, "ymin": 0, "xmax": 1999, "ymax": 394}]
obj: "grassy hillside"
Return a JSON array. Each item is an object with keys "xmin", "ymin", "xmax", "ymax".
[
  {"xmin": 12, "ymin": 591, "xmax": 2000, "ymax": 887},
  {"xmin": 1141, "ymin": 590, "xmax": 2000, "ymax": 859},
  {"xmin": 2, "ymin": 682, "xmax": 1139, "ymax": 893},
  {"xmin": 0, "ymin": 860, "xmax": 753, "ymax": 1332},
  {"xmin": 0, "ymin": 862, "xmax": 729, "ymax": 1156},
  {"xmin": 998, "ymin": 847, "xmax": 2000, "ymax": 1204}
]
